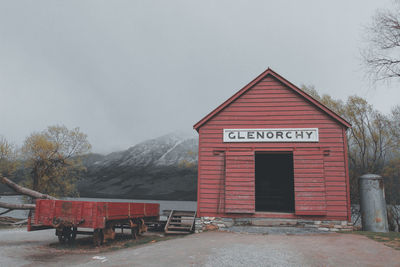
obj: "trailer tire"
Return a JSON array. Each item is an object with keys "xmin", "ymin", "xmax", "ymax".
[
  {"xmin": 57, "ymin": 227, "xmax": 75, "ymax": 244},
  {"xmin": 131, "ymin": 226, "xmax": 139, "ymax": 239},
  {"xmin": 57, "ymin": 232, "xmax": 67, "ymax": 244},
  {"xmin": 93, "ymin": 229, "xmax": 104, "ymax": 246},
  {"xmin": 71, "ymin": 227, "xmax": 77, "ymax": 241}
]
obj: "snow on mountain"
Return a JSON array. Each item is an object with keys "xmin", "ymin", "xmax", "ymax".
[
  {"xmin": 78, "ymin": 132, "xmax": 198, "ymax": 200},
  {"xmin": 88, "ymin": 132, "xmax": 198, "ymax": 168}
]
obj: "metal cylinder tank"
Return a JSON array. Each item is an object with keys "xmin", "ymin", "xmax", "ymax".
[{"xmin": 359, "ymin": 174, "xmax": 388, "ymax": 232}]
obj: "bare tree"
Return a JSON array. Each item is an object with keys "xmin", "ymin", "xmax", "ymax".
[{"xmin": 362, "ymin": 1, "xmax": 400, "ymax": 82}]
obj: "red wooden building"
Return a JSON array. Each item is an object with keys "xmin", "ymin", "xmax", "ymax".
[{"xmin": 194, "ymin": 68, "xmax": 351, "ymax": 223}]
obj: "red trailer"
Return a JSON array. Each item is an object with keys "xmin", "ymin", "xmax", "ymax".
[{"xmin": 28, "ymin": 199, "xmax": 160, "ymax": 245}]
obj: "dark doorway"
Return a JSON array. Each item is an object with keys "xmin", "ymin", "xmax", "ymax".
[{"xmin": 255, "ymin": 153, "xmax": 294, "ymax": 212}]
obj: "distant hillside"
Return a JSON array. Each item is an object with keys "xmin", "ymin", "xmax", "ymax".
[{"xmin": 78, "ymin": 132, "xmax": 198, "ymax": 201}]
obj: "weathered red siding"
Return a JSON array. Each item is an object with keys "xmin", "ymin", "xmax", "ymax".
[{"xmin": 195, "ymin": 69, "xmax": 350, "ymax": 221}]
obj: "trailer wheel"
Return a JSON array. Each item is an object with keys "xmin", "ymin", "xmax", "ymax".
[
  {"xmin": 93, "ymin": 229, "xmax": 104, "ymax": 246},
  {"xmin": 57, "ymin": 231, "xmax": 67, "ymax": 243},
  {"xmin": 71, "ymin": 227, "xmax": 77, "ymax": 241},
  {"xmin": 131, "ymin": 226, "xmax": 139, "ymax": 239},
  {"xmin": 57, "ymin": 227, "xmax": 75, "ymax": 244}
]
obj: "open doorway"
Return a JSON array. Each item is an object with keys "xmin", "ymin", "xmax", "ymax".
[{"xmin": 255, "ymin": 152, "xmax": 294, "ymax": 212}]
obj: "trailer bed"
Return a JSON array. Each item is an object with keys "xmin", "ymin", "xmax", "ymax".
[{"xmin": 28, "ymin": 199, "xmax": 160, "ymax": 245}]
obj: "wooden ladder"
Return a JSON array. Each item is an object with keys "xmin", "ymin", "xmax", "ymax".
[{"xmin": 164, "ymin": 210, "xmax": 196, "ymax": 234}]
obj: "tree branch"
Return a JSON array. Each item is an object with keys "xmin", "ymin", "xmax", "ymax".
[
  {"xmin": 0, "ymin": 192, "xmax": 22, "ymax": 196},
  {"xmin": 0, "ymin": 176, "xmax": 57, "ymax": 200},
  {"xmin": 0, "ymin": 201, "xmax": 35, "ymax": 210},
  {"xmin": 0, "ymin": 209, "xmax": 13, "ymax": 216}
]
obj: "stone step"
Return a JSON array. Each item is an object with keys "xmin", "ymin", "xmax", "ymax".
[{"xmin": 164, "ymin": 230, "xmax": 191, "ymax": 234}]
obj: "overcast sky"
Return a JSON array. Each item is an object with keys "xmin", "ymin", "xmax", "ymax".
[{"xmin": 0, "ymin": 0, "xmax": 398, "ymax": 154}]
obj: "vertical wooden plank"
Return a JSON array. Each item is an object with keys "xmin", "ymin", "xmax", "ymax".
[
  {"xmin": 225, "ymin": 151, "xmax": 255, "ymax": 213},
  {"xmin": 294, "ymin": 148, "xmax": 327, "ymax": 215},
  {"xmin": 196, "ymin": 132, "xmax": 202, "ymax": 217},
  {"xmin": 343, "ymin": 127, "xmax": 351, "ymax": 222}
]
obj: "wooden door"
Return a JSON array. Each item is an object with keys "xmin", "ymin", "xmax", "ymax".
[
  {"xmin": 225, "ymin": 151, "xmax": 255, "ymax": 213},
  {"xmin": 294, "ymin": 148, "xmax": 327, "ymax": 215}
]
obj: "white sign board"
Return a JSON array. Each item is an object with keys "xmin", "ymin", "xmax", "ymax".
[{"xmin": 223, "ymin": 128, "xmax": 319, "ymax": 143}]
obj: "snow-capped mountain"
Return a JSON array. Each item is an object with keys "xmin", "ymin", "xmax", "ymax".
[
  {"xmin": 78, "ymin": 132, "xmax": 198, "ymax": 200},
  {"xmin": 89, "ymin": 132, "xmax": 197, "ymax": 168}
]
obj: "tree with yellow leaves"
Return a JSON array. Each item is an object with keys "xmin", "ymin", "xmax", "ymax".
[
  {"xmin": 0, "ymin": 136, "xmax": 18, "ymax": 179},
  {"xmin": 301, "ymin": 85, "xmax": 400, "ymax": 203},
  {"xmin": 21, "ymin": 125, "xmax": 91, "ymax": 197}
]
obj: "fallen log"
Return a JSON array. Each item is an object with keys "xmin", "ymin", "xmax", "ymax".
[
  {"xmin": 0, "ymin": 209, "xmax": 13, "ymax": 216},
  {"xmin": 0, "ymin": 216, "xmax": 21, "ymax": 224},
  {"xmin": 0, "ymin": 218, "xmax": 27, "ymax": 226},
  {"xmin": 0, "ymin": 192, "xmax": 22, "ymax": 196},
  {"xmin": 0, "ymin": 176, "xmax": 58, "ymax": 217},
  {"xmin": 1, "ymin": 176, "xmax": 57, "ymax": 200},
  {"xmin": 12, "ymin": 219, "xmax": 28, "ymax": 225},
  {"xmin": 0, "ymin": 201, "xmax": 35, "ymax": 210}
]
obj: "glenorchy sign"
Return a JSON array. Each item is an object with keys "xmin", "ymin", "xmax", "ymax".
[{"xmin": 223, "ymin": 128, "xmax": 319, "ymax": 143}]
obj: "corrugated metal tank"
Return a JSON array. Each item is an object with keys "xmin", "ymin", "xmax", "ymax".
[{"xmin": 359, "ymin": 174, "xmax": 388, "ymax": 232}]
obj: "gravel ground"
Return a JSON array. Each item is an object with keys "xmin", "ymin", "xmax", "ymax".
[
  {"xmin": 223, "ymin": 226, "xmax": 333, "ymax": 235},
  {"xmin": 1, "ymin": 228, "xmax": 400, "ymax": 266}
]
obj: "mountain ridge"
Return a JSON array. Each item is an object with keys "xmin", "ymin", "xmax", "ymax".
[{"xmin": 78, "ymin": 132, "xmax": 198, "ymax": 201}]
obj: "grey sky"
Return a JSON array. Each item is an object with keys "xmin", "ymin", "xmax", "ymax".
[{"xmin": 0, "ymin": 0, "xmax": 398, "ymax": 154}]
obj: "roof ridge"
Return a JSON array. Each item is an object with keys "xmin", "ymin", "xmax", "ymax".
[{"xmin": 193, "ymin": 68, "xmax": 351, "ymax": 131}]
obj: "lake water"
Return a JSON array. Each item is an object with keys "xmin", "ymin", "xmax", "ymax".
[{"xmin": 0, "ymin": 196, "xmax": 197, "ymax": 219}]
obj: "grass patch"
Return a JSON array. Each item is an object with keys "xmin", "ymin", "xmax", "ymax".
[{"xmin": 341, "ymin": 231, "xmax": 400, "ymax": 250}]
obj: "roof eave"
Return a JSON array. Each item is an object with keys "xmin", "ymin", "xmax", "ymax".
[{"xmin": 193, "ymin": 68, "xmax": 351, "ymax": 131}]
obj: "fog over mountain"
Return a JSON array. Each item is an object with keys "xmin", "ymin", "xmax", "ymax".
[
  {"xmin": 0, "ymin": 1, "xmax": 397, "ymax": 154},
  {"xmin": 78, "ymin": 132, "xmax": 198, "ymax": 200}
]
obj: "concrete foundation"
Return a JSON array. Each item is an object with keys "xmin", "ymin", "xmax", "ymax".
[{"xmin": 195, "ymin": 217, "xmax": 354, "ymax": 233}]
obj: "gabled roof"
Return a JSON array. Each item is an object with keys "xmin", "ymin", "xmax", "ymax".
[{"xmin": 193, "ymin": 68, "xmax": 351, "ymax": 131}]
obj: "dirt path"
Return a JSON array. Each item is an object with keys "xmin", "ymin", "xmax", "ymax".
[{"xmin": 1, "ymin": 229, "xmax": 399, "ymax": 266}]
